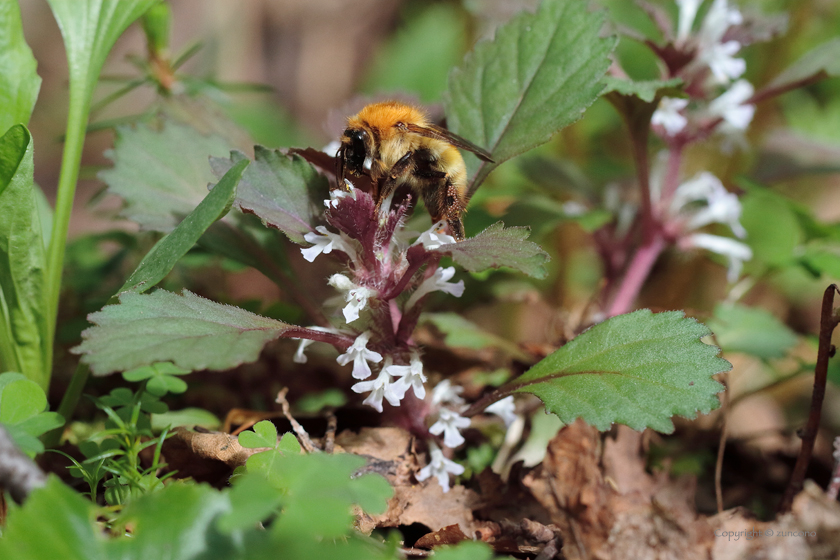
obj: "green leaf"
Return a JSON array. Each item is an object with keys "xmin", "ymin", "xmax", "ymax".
[
  {"xmin": 602, "ymin": 76, "xmax": 683, "ymax": 103},
  {"xmin": 278, "ymin": 432, "xmax": 302, "ymax": 454},
  {"xmin": 110, "ymin": 483, "xmax": 236, "ymax": 560},
  {"xmin": 0, "ymin": 126, "xmax": 49, "ymax": 389},
  {"xmin": 800, "ymin": 241, "xmax": 840, "ymax": 278},
  {"xmin": 46, "ymin": 0, "xmax": 159, "ymax": 114},
  {"xmin": 150, "ymin": 407, "xmax": 220, "ymax": 431},
  {"xmin": 424, "ymin": 312, "xmax": 532, "ymax": 362},
  {"xmin": 767, "ymin": 38, "xmax": 840, "ymax": 91},
  {"xmin": 238, "ymin": 420, "xmax": 278, "ymax": 449},
  {"xmin": 0, "ymin": 477, "xmax": 103, "ymax": 560},
  {"xmin": 117, "ymin": 158, "xmax": 248, "ymax": 294},
  {"xmin": 73, "ymin": 289, "xmax": 296, "ymax": 375},
  {"xmin": 707, "ymin": 303, "xmax": 799, "ymax": 360},
  {"xmin": 217, "ymin": 473, "xmax": 284, "ymax": 533},
  {"xmin": 0, "ymin": 0, "xmax": 42, "ymax": 133},
  {"xmin": 0, "ymin": 374, "xmax": 46, "ymax": 424},
  {"xmin": 433, "ymin": 222, "xmax": 550, "ymax": 278},
  {"xmin": 99, "ymin": 121, "xmax": 236, "ymax": 232},
  {"xmin": 510, "ymin": 310, "xmax": 728, "ymax": 433},
  {"xmin": 740, "ymin": 187, "xmax": 802, "ymax": 268},
  {"xmin": 212, "ymin": 148, "xmax": 327, "ymax": 244},
  {"xmin": 445, "ymin": 0, "xmax": 616, "ymax": 191},
  {"xmin": 361, "ymin": 3, "xmax": 466, "ymax": 102}
]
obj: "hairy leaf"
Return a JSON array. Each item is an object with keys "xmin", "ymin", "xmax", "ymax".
[
  {"xmin": 432, "ymin": 222, "xmax": 550, "ymax": 278},
  {"xmin": 212, "ymin": 148, "xmax": 327, "ymax": 244},
  {"xmin": 73, "ymin": 289, "xmax": 297, "ymax": 375},
  {"xmin": 445, "ymin": 0, "xmax": 616, "ymax": 191},
  {"xmin": 117, "ymin": 159, "xmax": 247, "ymax": 294},
  {"xmin": 767, "ymin": 37, "xmax": 840, "ymax": 91},
  {"xmin": 511, "ymin": 310, "xmax": 728, "ymax": 432},
  {"xmin": 99, "ymin": 121, "xmax": 234, "ymax": 232},
  {"xmin": 0, "ymin": 0, "xmax": 42, "ymax": 133},
  {"xmin": 707, "ymin": 303, "xmax": 798, "ymax": 360},
  {"xmin": 0, "ymin": 126, "xmax": 49, "ymax": 389}
]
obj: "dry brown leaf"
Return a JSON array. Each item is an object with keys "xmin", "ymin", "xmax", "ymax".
[
  {"xmin": 414, "ymin": 524, "xmax": 470, "ymax": 549},
  {"xmin": 162, "ymin": 427, "xmax": 264, "ymax": 483}
]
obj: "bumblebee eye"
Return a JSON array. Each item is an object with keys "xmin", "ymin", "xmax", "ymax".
[{"xmin": 342, "ymin": 128, "xmax": 369, "ymax": 175}]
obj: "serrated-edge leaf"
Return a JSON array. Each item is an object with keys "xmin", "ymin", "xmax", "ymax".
[
  {"xmin": 100, "ymin": 121, "xmax": 236, "ymax": 232},
  {"xmin": 432, "ymin": 221, "xmax": 550, "ymax": 278},
  {"xmin": 72, "ymin": 289, "xmax": 296, "ymax": 375},
  {"xmin": 215, "ymin": 148, "xmax": 327, "ymax": 244},
  {"xmin": 511, "ymin": 310, "xmax": 729, "ymax": 432},
  {"xmin": 117, "ymin": 158, "xmax": 247, "ymax": 294},
  {"xmin": 445, "ymin": 0, "xmax": 616, "ymax": 191},
  {"xmin": 0, "ymin": 1, "xmax": 42, "ymax": 134},
  {"xmin": 707, "ymin": 303, "xmax": 798, "ymax": 360}
]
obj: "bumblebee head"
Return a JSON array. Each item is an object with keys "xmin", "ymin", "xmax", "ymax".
[{"xmin": 338, "ymin": 127, "xmax": 370, "ymax": 178}]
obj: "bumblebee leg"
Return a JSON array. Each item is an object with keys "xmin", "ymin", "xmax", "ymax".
[
  {"xmin": 442, "ymin": 179, "xmax": 465, "ymax": 241},
  {"xmin": 375, "ymin": 151, "xmax": 414, "ymax": 214}
]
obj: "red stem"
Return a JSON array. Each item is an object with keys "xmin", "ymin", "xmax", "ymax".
[{"xmin": 606, "ymin": 235, "xmax": 666, "ymax": 318}]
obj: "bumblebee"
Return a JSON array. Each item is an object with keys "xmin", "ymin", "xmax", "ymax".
[{"xmin": 337, "ymin": 101, "xmax": 494, "ymax": 241}]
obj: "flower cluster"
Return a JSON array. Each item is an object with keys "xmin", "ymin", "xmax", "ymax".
[
  {"xmin": 652, "ymin": 0, "xmax": 756, "ymax": 146},
  {"xmin": 292, "ymin": 182, "xmax": 514, "ymax": 491}
]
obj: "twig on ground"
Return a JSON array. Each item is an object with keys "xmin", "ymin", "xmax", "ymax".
[
  {"xmin": 715, "ymin": 372, "xmax": 730, "ymax": 514},
  {"xmin": 275, "ymin": 388, "xmax": 319, "ymax": 453},
  {"xmin": 324, "ymin": 409, "xmax": 337, "ymax": 454},
  {"xmin": 779, "ymin": 284, "xmax": 840, "ymax": 512}
]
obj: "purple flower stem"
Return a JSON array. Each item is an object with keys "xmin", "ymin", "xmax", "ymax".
[{"xmin": 605, "ymin": 234, "xmax": 667, "ymax": 317}]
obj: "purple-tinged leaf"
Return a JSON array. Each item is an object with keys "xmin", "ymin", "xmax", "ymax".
[
  {"xmin": 73, "ymin": 289, "xmax": 350, "ymax": 376},
  {"xmin": 212, "ymin": 147, "xmax": 327, "ymax": 244},
  {"xmin": 432, "ymin": 222, "xmax": 549, "ymax": 279}
]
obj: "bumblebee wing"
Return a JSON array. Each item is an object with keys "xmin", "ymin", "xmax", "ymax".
[{"xmin": 405, "ymin": 123, "xmax": 495, "ymax": 163}]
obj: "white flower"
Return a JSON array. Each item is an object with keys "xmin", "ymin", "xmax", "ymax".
[
  {"xmin": 387, "ymin": 352, "xmax": 428, "ymax": 399},
  {"xmin": 670, "ymin": 172, "xmax": 746, "ymax": 238},
  {"xmin": 292, "ymin": 326, "xmax": 338, "ymax": 364},
  {"xmin": 301, "ymin": 226, "xmax": 355, "ymax": 263},
  {"xmin": 416, "ymin": 444, "xmax": 464, "ymax": 493},
  {"xmin": 413, "ymin": 221, "xmax": 457, "ymax": 250},
  {"xmin": 699, "ymin": 0, "xmax": 743, "ymax": 47},
  {"xmin": 685, "ymin": 232, "xmax": 753, "ymax": 282},
  {"xmin": 484, "ymin": 396, "xmax": 518, "ymax": 427},
  {"xmin": 429, "ymin": 408, "xmax": 471, "ymax": 448},
  {"xmin": 328, "ymin": 274, "xmax": 377, "ymax": 323},
  {"xmin": 405, "ymin": 267, "xmax": 465, "ymax": 309},
  {"xmin": 702, "ymin": 40, "xmax": 746, "ymax": 84},
  {"xmin": 676, "ymin": 0, "xmax": 702, "ymax": 40},
  {"xmin": 651, "ymin": 97, "xmax": 689, "ymax": 135},
  {"xmin": 431, "ymin": 379, "xmax": 465, "ymax": 406},
  {"xmin": 324, "ymin": 183, "xmax": 357, "ymax": 208},
  {"xmin": 708, "ymin": 79, "xmax": 755, "ymax": 132},
  {"xmin": 336, "ymin": 331, "xmax": 382, "ymax": 379},
  {"xmin": 351, "ymin": 362, "xmax": 408, "ymax": 413}
]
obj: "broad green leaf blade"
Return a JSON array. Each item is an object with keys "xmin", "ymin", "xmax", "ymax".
[
  {"xmin": 602, "ymin": 76, "xmax": 683, "ymax": 103},
  {"xmin": 72, "ymin": 289, "xmax": 296, "ymax": 375},
  {"xmin": 0, "ymin": 0, "xmax": 42, "ymax": 133},
  {"xmin": 212, "ymin": 148, "xmax": 327, "ymax": 244},
  {"xmin": 767, "ymin": 38, "xmax": 840, "ymax": 91},
  {"xmin": 46, "ymin": 0, "xmax": 158, "ymax": 105},
  {"xmin": 99, "ymin": 121, "xmax": 235, "ymax": 232},
  {"xmin": 511, "ymin": 310, "xmax": 728, "ymax": 433},
  {"xmin": 740, "ymin": 187, "xmax": 802, "ymax": 269},
  {"xmin": 445, "ymin": 0, "xmax": 616, "ymax": 191},
  {"xmin": 432, "ymin": 222, "xmax": 550, "ymax": 278},
  {"xmin": 217, "ymin": 474, "xmax": 284, "ymax": 533},
  {"xmin": 238, "ymin": 420, "xmax": 278, "ymax": 449},
  {"xmin": 0, "ymin": 126, "xmax": 49, "ymax": 388},
  {"xmin": 0, "ymin": 375, "xmax": 46, "ymax": 424},
  {"xmin": 707, "ymin": 303, "xmax": 798, "ymax": 360},
  {"xmin": 424, "ymin": 312, "xmax": 532, "ymax": 362},
  {"xmin": 0, "ymin": 477, "xmax": 104, "ymax": 560},
  {"xmin": 117, "ymin": 158, "xmax": 248, "ymax": 294}
]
